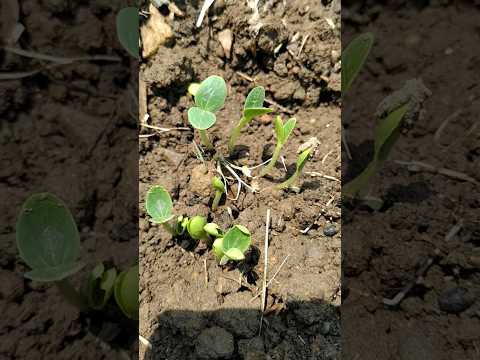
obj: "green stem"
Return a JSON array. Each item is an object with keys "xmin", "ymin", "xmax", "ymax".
[
  {"xmin": 228, "ymin": 116, "xmax": 248, "ymax": 153},
  {"xmin": 55, "ymin": 279, "xmax": 89, "ymax": 312},
  {"xmin": 277, "ymin": 170, "xmax": 299, "ymax": 189},
  {"xmin": 212, "ymin": 190, "xmax": 223, "ymax": 211},
  {"xmin": 259, "ymin": 142, "xmax": 283, "ymax": 177},
  {"xmin": 199, "ymin": 129, "xmax": 214, "ymax": 150}
]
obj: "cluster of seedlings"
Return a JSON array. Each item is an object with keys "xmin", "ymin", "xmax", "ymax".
[
  {"xmin": 15, "ymin": 193, "xmax": 138, "ymax": 320},
  {"xmin": 146, "ymin": 75, "xmax": 314, "ymax": 264}
]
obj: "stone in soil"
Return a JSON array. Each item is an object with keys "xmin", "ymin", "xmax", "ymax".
[
  {"xmin": 195, "ymin": 326, "xmax": 234, "ymax": 359},
  {"xmin": 437, "ymin": 287, "xmax": 475, "ymax": 314},
  {"xmin": 323, "ymin": 224, "xmax": 338, "ymax": 237}
]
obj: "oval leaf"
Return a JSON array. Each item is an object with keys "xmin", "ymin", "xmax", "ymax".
[
  {"xmin": 223, "ymin": 225, "xmax": 251, "ymax": 254},
  {"xmin": 342, "ymin": 32, "xmax": 374, "ymax": 94},
  {"xmin": 146, "ymin": 186, "xmax": 173, "ymax": 224},
  {"xmin": 244, "ymin": 86, "xmax": 266, "ymax": 109},
  {"xmin": 213, "ymin": 237, "xmax": 225, "ymax": 262},
  {"xmin": 188, "ymin": 107, "xmax": 217, "ymax": 130},
  {"xmin": 116, "ymin": 7, "xmax": 139, "ymax": 59},
  {"xmin": 296, "ymin": 148, "xmax": 312, "ymax": 171},
  {"xmin": 114, "ymin": 265, "xmax": 139, "ymax": 320},
  {"xmin": 195, "ymin": 75, "xmax": 227, "ymax": 112},
  {"xmin": 16, "ymin": 193, "xmax": 81, "ymax": 277}
]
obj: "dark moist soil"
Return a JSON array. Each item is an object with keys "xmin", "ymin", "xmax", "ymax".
[
  {"xmin": 139, "ymin": 1, "xmax": 341, "ymax": 359},
  {"xmin": 0, "ymin": 1, "xmax": 138, "ymax": 359},
  {"xmin": 343, "ymin": 2, "xmax": 480, "ymax": 359}
]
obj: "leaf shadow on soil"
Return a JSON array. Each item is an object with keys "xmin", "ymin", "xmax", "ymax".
[{"xmin": 142, "ymin": 299, "xmax": 340, "ymax": 359}]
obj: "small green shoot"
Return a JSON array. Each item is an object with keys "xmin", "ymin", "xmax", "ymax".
[
  {"xmin": 145, "ymin": 185, "xmax": 176, "ymax": 235},
  {"xmin": 84, "ymin": 263, "xmax": 117, "ymax": 310},
  {"xmin": 277, "ymin": 148, "xmax": 312, "ymax": 189},
  {"xmin": 259, "ymin": 116, "xmax": 296, "ymax": 177},
  {"xmin": 114, "ymin": 264, "xmax": 139, "ymax": 320},
  {"xmin": 204, "ymin": 223, "xmax": 223, "ymax": 238},
  {"xmin": 211, "ymin": 176, "xmax": 225, "ymax": 211},
  {"xmin": 188, "ymin": 75, "xmax": 227, "ymax": 150},
  {"xmin": 344, "ymin": 104, "xmax": 409, "ymax": 198},
  {"xmin": 342, "ymin": 32, "xmax": 374, "ymax": 94},
  {"xmin": 116, "ymin": 7, "xmax": 139, "ymax": 59},
  {"xmin": 212, "ymin": 225, "xmax": 251, "ymax": 265},
  {"xmin": 188, "ymin": 83, "xmax": 200, "ymax": 97},
  {"xmin": 228, "ymin": 86, "xmax": 272, "ymax": 152}
]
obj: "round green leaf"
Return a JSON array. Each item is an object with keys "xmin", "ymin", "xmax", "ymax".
[
  {"xmin": 187, "ymin": 216, "xmax": 208, "ymax": 240},
  {"xmin": 188, "ymin": 107, "xmax": 217, "ymax": 130},
  {"xmin": 16, "ymin": 193, "xmax": 81, "ymax": 280},
  {"xmin": 114, "ymin": 264, "xmax": 139, "ymax": 320},
  {"xmin": 116, "ymin": 7, "xmax": 139, "ymax": 59},
  {"xmin": 194, "ymin": 75, "xmax": 227, "ymax": 112},
  {"xmin": 145, "ymin": 186, "xmax": 173, "ymax": 224},
  {"xmin": 225, "ymin": 248, "xmax": 245, "ymax": 261},
  {"xmin": 212, "ymin": 237, "xmax": 225, "ymax": 262}
]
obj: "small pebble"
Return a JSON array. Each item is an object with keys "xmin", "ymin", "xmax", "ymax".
[
  {"xmin": 323, "ymin": 224, "xmax": 338, "ymax": 237},
  {"xmin": 438, "ymin": 287, "xmax": 475, "ymax": 313}
]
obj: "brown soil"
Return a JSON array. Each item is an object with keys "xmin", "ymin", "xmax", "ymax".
[
  {"xmin": 139, "ymin": 1, "xmax": 341, "ymax": 359},
  {"xmin": 0, "ymin": 1, "xmax": 138, "ymax": 359},
  {"xmin": 343, "ymin": 2, "xmax": 480, "ymax": 359}
]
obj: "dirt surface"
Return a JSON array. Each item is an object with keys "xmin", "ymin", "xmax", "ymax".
[
  {"xmin": 343, "ymin": 2, "xmax": 480, "ymax": 359},
  {"xmin": 139, "ymin": 1, "xmax": 341, "ymax": 359},
  {"xmin": 0, "ymin": 1, "xmax": 138, "ymax": 359}
]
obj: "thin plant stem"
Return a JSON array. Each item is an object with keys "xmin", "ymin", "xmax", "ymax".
[
  {"xmin": 228, "ymin": 116, "xmax": 248, "ymax": 152},
  {"xmin": 55, "ymin": 279, "xmax": 89, "ymax": 312},
  {"xmin": 199, "ymin": 129, "xmax": 214, "ymax": 150},
  {"xmin": 259, "ymin": 142, "xmax": 282, "ymax": 177},
  {"xmin": 277, "ymin": 170, "xmax": 299, "ymax": 189},
  {"xmin": 212, "ymin": 190, "xmax": 223, "ymax": 211}
]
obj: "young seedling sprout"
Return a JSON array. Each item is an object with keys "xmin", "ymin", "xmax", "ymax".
[
  {"xmin": 16, "ymin": 193, "xmax": 138, "ymax": 319},
  {"xmin": 211, "ymin": 176, "xmax": 225, "ymax": 211},
  {"xmin": 228, "ymin": 86, "xmax": 272, "ymax": 153},
  {"xmin": 188, "ymin": 75, "xmax": 227, "ymax": 150},
  {"xmin": 277, "ymin": 147, "xmax": 312, "ymax": 189},
  {"xmin": 116, "ymin": 7, "xmax": 139, "ymax": 59},
  {"xmin": 187, "ymin": 216, "xmax": 210, "ymax": 242},
  {"xmin": 259, "ymin": 116, "xmax": 296, "ymax": 177},
  {"xmin": 213, "ymin": 225, "xmax": 252, "ymax": 265},
  {"xmin": 114, "ymin": 264, "xmax": 139, "ymax": 320}
]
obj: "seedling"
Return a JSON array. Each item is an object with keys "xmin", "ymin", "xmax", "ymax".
[
  {"xmin": 188, "ymin": 75, "xmax": 227, "ymax": 150},
  {"xmin": 16, "ymin": 193, "xmax": 138, "ymax": 320},
  {"xmin": 116, "ymin": 7, "xmax": 139, "ymax": 59},
  {"xmin": 228, "ymin": 86, "xmax": 272, "ymax": 152},
  {"xmin": 145, "ymin": 185, "xmax": 176, "ymax": 235},
  {"xmin": 342, "ymin": 33, "xmax": 409, "ymax": 199},
  {"xmin": 211, "ymin": 176, "xmax": 225, "ymax": 211},
  {"xmin": 187, "ymin": 216, "xmax": 209, "ymax": 241},
  {"xmin": 204, "ymin": 223, "xmax": 223, "ymax": 238},
  {"xmin": 277, "ymin": 147, "xmax": 312, "ymax": 189},
  {"xmin": 212, "ymin": 225, "xmax": 252, "ymax": 265},
  {"xmin": 259, "ymin": 116, "xmax": 296, "ymax": 177}
]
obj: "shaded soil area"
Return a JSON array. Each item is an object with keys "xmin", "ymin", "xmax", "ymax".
[
  {"xmin": 139, "ymin": 1, "xmax": 341, "ymax": 359},
  {"xmin": 0, "ymin": 1, "xmax": 138, "ymax": 359},
  {"xmin": 342, "ymin": 2, "xmax": 480, "ymax": 359}
]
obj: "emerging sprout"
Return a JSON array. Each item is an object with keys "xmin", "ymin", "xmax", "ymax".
[
  {"xmin": 212, "ymin": 225, "xmax": 251, "ymax": 265},
  {"xmin": 211, "ymin": 176, "xmax": 225, "ymax": 211},
  {"xmin": 259, "ymin": 116, "xmax": 296, "ymax": 177},
  {"xmin": 277, "ymin": 148, "xmax": 312, "ymax": 189},
  {"xmin": 204, "ymin": 223, "xmax": 223, "ymax": 238},
  {"xmin": 188, "ymin": 83, "xmax": 200, "ymax": 97},
  {"xmin": 84, "ymin": 263, "xmax": 117, "ymax": 311},
  {"xmin": 187, "ymin": 216, "xmax": 209, "ymax": 241},
  {"xmin": 228, "ymin": 86, "xmax": 272, "ymax": 152},
  {"xmin": 188, "ymin": 75, "xmax": 227, "ymax": 150},
  {"xmin": 114, "ymin": 264, "xmax": 139, "ymax": 320},
  {"xmin": 116, "ymin": 7, "xmax": 139, "ymax": 59}
]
